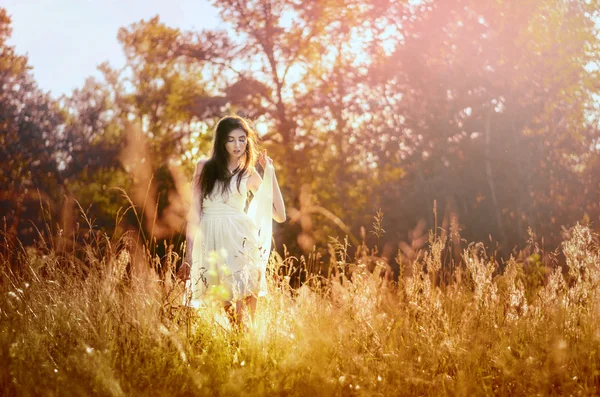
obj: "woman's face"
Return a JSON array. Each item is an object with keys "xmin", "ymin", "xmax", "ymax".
[{"xmin": 225, "ymin": 128, "xmax": 247, "ymax": 160}]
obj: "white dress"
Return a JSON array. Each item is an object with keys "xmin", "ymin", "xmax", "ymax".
[{"xmin": 184, "ymin": 164, "xmax": 274, "ymax": 306}]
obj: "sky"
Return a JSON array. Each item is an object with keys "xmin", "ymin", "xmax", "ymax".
[{"xmin": 3, "ymin": 0, "xmax": 222, "ymax": 98}]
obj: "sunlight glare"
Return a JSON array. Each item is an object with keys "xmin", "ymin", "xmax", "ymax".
[{"xmin": 255, "ymin": 121, "xmax": 269, "ymax": 136}]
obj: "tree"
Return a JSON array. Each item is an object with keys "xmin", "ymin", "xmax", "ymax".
[
  {"xmin": 363, "ymin": 0, "xmax": 600, "ymax": 254},
  {"xmin": 111, "ymin": 0, "xmax": 600, "ymax": 263},
  {"xmin": 0, "ymin": 8, "xmax": 65, "ymax": 248},
  {"xmin": 58, "ymin": 76, "xmax": 134, "ymax": 233}
]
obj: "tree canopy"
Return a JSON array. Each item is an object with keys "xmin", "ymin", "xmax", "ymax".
[{"xmin": 2, "ymin": 1, "xmax": 599, "ymax": 271}]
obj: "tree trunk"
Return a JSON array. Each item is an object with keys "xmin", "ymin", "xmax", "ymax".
[{"xmin": 484, "ymin": 109, "xmax": 507, "ymax": 246}]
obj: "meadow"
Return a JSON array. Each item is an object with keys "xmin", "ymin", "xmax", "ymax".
[
  {"xmin": 1, "ymin": 211, "xmax": 599, "ymax": 397},
  {"xmin": 2, "ymin": 1, "xmax": 600, "ymax": 395}
]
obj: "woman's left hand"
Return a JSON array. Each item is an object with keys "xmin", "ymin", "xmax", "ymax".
[{"xmin": 259, "ymin": 149, "xmax": 273, "ymax": 169}]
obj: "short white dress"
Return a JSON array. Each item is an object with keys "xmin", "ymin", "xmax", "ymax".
[{"xmin": 185, "ymin": 164, "xmax": 274, "ymax": 306}]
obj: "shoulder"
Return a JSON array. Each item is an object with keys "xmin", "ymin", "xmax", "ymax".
[
  {"xmin": 244, "ymin": 165, "xmax": 257, "ymax": 177},
  {"xmin": 195, "ymin": 158, "xmax": 208, "ymax": 173},
  {"xmin": 192, "ymin": 159, "xmax": 209, "ymax": 188},
  {"xmin": 246, "ymin": 166, "xmax": 262, "ymax": 193}
]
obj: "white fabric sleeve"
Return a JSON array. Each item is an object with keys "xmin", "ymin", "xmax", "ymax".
[{"xmin": 247, "ymin": 163, "xmax": 274, "ymax": 296}]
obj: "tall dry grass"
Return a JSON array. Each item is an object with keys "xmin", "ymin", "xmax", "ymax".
[{"xmin": 1, "ymin": 211, "xmax": 600, "ymax": 396}]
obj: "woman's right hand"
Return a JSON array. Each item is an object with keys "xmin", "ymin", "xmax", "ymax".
[{"xmin": 259, "ymin": 149, "xmax": 273, "ymax": 169}]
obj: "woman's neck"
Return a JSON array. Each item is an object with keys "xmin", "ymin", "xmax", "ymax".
[{"xmin": 227, "ymin": 158, "xmax": 241, "ymax": 172}]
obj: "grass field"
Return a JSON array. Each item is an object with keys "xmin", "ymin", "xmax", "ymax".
[{"xmin": 1, "ymin": 222, "xmax": 599, "ymax": 396}]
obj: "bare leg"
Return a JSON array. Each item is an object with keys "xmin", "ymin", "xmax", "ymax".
[
  {"xmin": 224, "ymin": 303, "xmax": 241, "ymax": 330},
  {"xmin": 224, "ymin": 295, "xmax": 257, "ymax": 331},
  {"xmin": 235, "ymin": 300, "xmax": 245, "ymax": 327},
  {"xmin": 245, "ymin": 295, "xmax": 257, "ymax": 321}
]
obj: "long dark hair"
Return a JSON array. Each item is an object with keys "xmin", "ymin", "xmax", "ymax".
[{"xmin": 198, "ymin": 115, "xmax": 258, "ymax": 200}]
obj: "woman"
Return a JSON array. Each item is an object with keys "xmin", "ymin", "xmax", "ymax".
[{"xmin": 183, "ymin": 115, "xmax": 286, "ymax": 326}]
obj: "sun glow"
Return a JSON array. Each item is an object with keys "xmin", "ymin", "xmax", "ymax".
[{"xmin": 255, "ymin": 121, "xmax": 268, "ymax": 136}]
